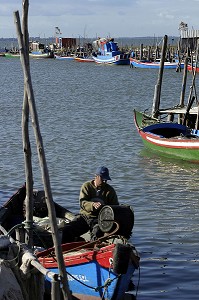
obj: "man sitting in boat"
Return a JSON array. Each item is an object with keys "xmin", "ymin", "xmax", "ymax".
[{"xmin": 62, "ymin": 166, "xmax": 119, "ymax": 242}]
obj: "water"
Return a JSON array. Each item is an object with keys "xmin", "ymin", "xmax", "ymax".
[{"xmin": 1, "ymin": 56, "xmax": 199, "ymax": 299}]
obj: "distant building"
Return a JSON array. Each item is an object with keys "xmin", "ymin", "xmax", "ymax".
[
  {"xmin": 179, "ymin": 21, "xmax": 199, "ymax": 51},
  {"xmin": 55, "ymin": 37, "xmax": 76, "ymax": 50}
]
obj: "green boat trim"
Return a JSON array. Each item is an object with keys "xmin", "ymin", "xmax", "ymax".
[{"xmin": 134, "ymin": 110, "xmax": 199, "ymax": 162}]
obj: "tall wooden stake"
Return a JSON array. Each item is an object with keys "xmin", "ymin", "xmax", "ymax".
[
  {"xmin": 21, "ymin": 0, "xmax": 34, "ymax": 248},
  {"xmin": 13, "ymin": 2, "xmax": 72, "ymax": 299},
  {"xmin": 152, "ymin": 35, "xmax": 168, "ymax": 118},
  {"xmin": 194, "ymin": 42, "xmax": 199, "ymax": 129},
  {"xmin": 178, "ymin": 52, "xmax": 188, "ymax": 124}
]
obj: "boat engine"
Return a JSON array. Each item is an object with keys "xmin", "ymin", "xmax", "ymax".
[{"xmin": 98, "ymin": 205, "xmax": 134, "ymax": 239}]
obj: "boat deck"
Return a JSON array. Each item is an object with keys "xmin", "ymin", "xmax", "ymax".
[{"xmin": 159, "ymin": 106, "xmax": 198, "ymax": 114}]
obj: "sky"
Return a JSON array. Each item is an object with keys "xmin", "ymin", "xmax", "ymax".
[{"xmin": 0, "ymin": 0, "xmax": 199, "ymax": 39}]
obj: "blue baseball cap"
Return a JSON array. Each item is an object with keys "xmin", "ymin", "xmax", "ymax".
[{"xmin": 96, "ymin": 166, "xmax": 111, "ymax": 180}]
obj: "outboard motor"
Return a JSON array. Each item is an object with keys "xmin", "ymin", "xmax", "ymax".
[{"xmin": 98, "ymin": 205, "xmax": 134, "ymax": 239}]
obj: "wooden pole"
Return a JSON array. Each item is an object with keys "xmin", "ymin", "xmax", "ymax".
[
  {"xmin": 178, "ymin": 52, "xmax": 188, "ymax": 124},
  {"xmin": 20, "ymin": 0, "xmax": 34, "ymax": 248},
  {"xmin": 13, "ymin": 4, "xmax": 71, "ymax": 300},
  {"xmin": 179, "ymin": 52, "xmax": 188, "ymax": 107},
  {"xmin": 182, "ymin": 43, "xmax": 198, "ymax": 127},
  {"xmin": 194, "ymin": 42, "xmax": 199, "ymax": 129},
  {"xmin": 152, "ymin": 35, "xmax": 168, "ymax": 118},
  {"xmin": 186, "ymin": 42, "xmax": 198, "ymax": 121},
  {"xmin": 147, "ymin": 46, "xmax": 151, "ymax": 61},
  {"xmin": 140, "ymin": 43, "xmax": 143, "ymax": 60}
]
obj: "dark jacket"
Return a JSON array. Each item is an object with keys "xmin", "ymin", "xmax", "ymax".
[{"xmin": 79, "ymin": 180, "xmax": 119, "ymax": 218}]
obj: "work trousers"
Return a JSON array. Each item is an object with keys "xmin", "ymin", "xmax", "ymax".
[{"xmin": 61, "ymin": 214, "xmax": 103, "ymax": 243}]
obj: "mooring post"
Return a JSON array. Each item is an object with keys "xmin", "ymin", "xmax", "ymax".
[
  {"xmin": 178, "ymin": 52, "xmax": 188, "ymax": 124},
  {"xmin": 152, "ymin": 35, "xmax": 168, "ymax": 118}
]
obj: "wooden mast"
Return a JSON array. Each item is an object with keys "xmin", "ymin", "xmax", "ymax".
[
  {"xmin": 14, "ymin": 1, "xmax": 72, "ymax": 299},
  {"xmin": 21, "ymin": 0, "xmax": 34, "ymax": 248}
]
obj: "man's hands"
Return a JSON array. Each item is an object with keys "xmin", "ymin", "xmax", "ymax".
[{"xmin": 93, "ymin": 202, "xmax": 102, "ymax": 210}]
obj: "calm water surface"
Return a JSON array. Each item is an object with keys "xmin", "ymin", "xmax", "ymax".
[{"xmin": 1, "ymin": 57, "xmax": 199, "ymax": 299}]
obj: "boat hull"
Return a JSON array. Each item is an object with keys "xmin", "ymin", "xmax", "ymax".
[
  {"xmin": 45, "ymin": 261, "xmax": 135, "ymax": 299},
  {"xmin": 140, "ymin": 131, "xmax": 199, "ymax": 162},
  {"xmin": 187, "ymin": 64, "xmax": 199, "ymax": 73},
  {"xmin": 38, "ymin": 241, "xmax": 137, "ymax": 299},
  {"xmin": 4, "ymin": 53, "xmax": 20, "ymax": 58},
  {"xmin": 29, "ymin": 52, "xmax": 54, "ymax": 59},
  {"xmin": 93, "ymin": 54, "xmax": 130, "ymax": 65},
  {"xmin": 134, "ymin": 110, "xmax": 199, "ymax": 162},
  {"xmin": 130, "ymin": 58, "xmax": 184, "ymax": 69},
  {"xmin": 75, "ymin": 57, "xmax": 94, "ymax": 62},
  {"xmin": 54, "ymin": 54, "xmax": 75, "ymax": 60},
  {"xmin": 0, "ymin": 186, "xmax": 138, "ymax": 299}
]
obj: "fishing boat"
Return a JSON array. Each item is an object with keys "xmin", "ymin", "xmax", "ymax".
[
  {"xmin": 75, "ymin": 55, "xmax": 94, "ymax": 62},
  {"xmin": 187, "ymin": 62, "xmax": 199, "ymax": 73},
  {"xmin": 134, "ymin": 109, "xmax": 199, "ymax": 162},
  {"xmin": 38, "ymin": 238, "xmax": 138, "ymax": 299},
  {"xmin": 0, "ymin": 185, "xmax": 70, "ymax": 299},
  {"xmin": 130, "ymin": 57, "xmax": 184, "ymax": 70},
  {"xmin": 4, "ymin": 3, "xmax": 139, "ymax": 299},
  {"xmin": 29, "ymin": 41, "xmax": 54, "ymax": 58},
  {"xmin": 133, "ymin": 35, "xmax": 199, "ymax": 162},
  {"xmin": 29, "ymin": 51, "xmax": 54, "ymax": 59},
  {"xmin": 54, "ymin": 54, "xmax": 75, "ymax": 60},
  {"xmin": 4, "ymin": 52, "xmax": 20, "ymax": 58},
  {"xmin": 0, "ymin": 185, "xmax": 74, "ymax": 247},
  {"xmin": 92, "ymin": 38, "xmax": 130, "ymax": 65},
  {"xmin": 0, "ymin": 185, "xmax": 139, "ymax": 299}
]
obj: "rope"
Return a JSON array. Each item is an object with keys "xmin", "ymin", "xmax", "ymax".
[
  {"xmin": 6, "ymin": 222, "xmax": 25, "ymax": 236},
  {"xmin": 135, "ymin": 264, "xmax": 141, "ymax": 298},
  {"xmin": 36, "ymin": 226, "xmax": 122, "ymax": 294},
  {"xmin": 101, "ymin": 263, "xmax": 113, "ymax": 299},
  {"xmin": 32, "ymin": 228, "xmax": 53, "ymax": 251},
  {"xmin": 62, "ymin": 222, "xmax": 120, "ymax": 256},
  {"xmin": 43, "ymin": 224, "xmax": 121, "ymax": 260},
  {"xmin": 2, "ymin": 243, "xmax": 21, "ymax": 267},
  {"xmin": 64, "ymin": 268, "xmax": 120, "ymax": 292},
  {"xmin": 5, "ymin": 222, "xmax": 52, "ymax": 252}
]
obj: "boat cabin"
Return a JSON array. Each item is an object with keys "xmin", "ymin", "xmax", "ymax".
[
  {"xmin": 93, "ymin": 38, "xmax": 120, "ymax": 56},
  {"xmin": 29, "ymin": 41, "xmax": 45, "ymax": 53}
]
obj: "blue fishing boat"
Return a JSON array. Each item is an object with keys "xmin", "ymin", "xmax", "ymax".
[
  {"xmin": 29, "ymin": 41, "xmax": 54, "ymax": 58},
  {"xmin": 29, "ymin": 51, "xmax": 54, "ymax": 58},
  {"xmin": 92, "ymin": 38, "xmax": 130, "ymax": 65},
  {"xmin": 37, "ymin": 203, "xmax": 138, "ymax": 299},
  {"xmin": 38, "ymin": 239, "xmax": 139, "ymax": 299},
  {"xmin": 0, "ymin": 186, "xmax": 139, "ymax": 299},
  {"xmin": 130, "ymin": 57, "xmax": 184, "ymax": 70}
]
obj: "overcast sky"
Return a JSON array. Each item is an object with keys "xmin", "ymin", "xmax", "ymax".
[{"xmin": 1, "ymin": 0, "xmax": 199, "ymax": 38}]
